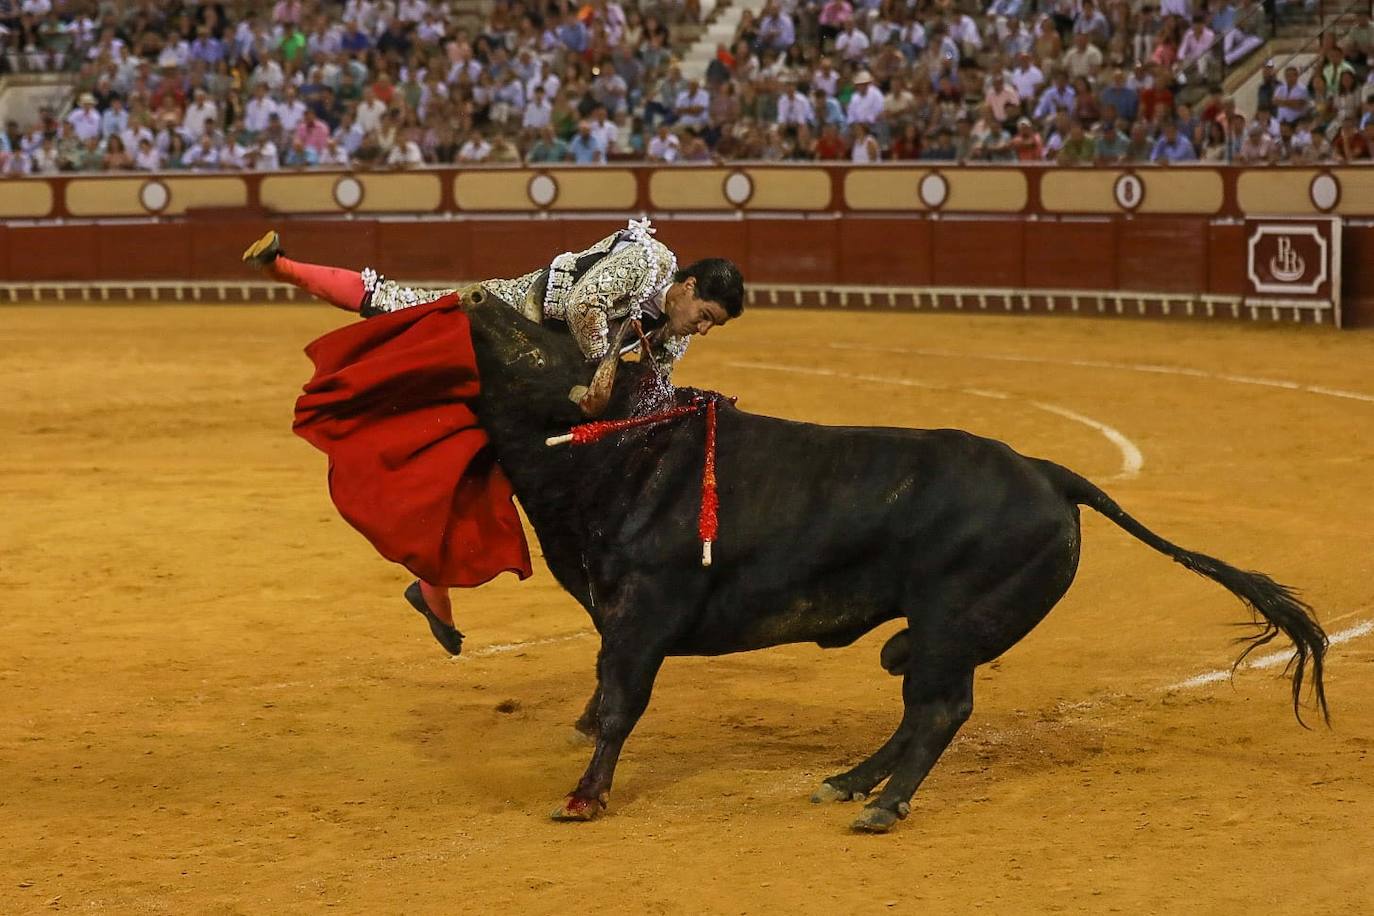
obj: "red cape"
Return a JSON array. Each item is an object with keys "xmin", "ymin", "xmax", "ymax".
[{"xmin": 293, "ymin": 296, "xmax": 533, "ymax": 587}]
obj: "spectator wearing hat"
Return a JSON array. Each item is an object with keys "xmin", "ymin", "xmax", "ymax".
[
  {"xmin": 1256, "ymin": 58, "xmax": 1278, "ymax": 111},
  {"xmin": 845, "ymin": 71, "xmax": 884, "ymax": 126},
  {"xmin": 66, "ymin": 92, "xmax": 101, "ymax": 142}
]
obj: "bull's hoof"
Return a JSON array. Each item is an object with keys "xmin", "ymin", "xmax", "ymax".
[
  {"xmin": 851, "ymin": 805, "xmax": 902, "ymax": 834},
  {"xmin": 811, "ymin": 781, "xmax": 865, "ymax": 804},
  {"xmin": 550, "ymin": 794, "xmax": 605, "ymax": 822}
]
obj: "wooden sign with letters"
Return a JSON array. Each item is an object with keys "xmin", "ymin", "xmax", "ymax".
[{"xmin": 1244, "ymin": 218, "xmax": 1342, "ymax": 327}]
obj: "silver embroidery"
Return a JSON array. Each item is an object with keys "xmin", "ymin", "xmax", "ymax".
[
  {"xmin": 481, "ymin": 269, "xmax": 541, "ymax": 309},
  {"xmin": 543, "ymin": 251, "xmax": 579, "ymax": 319},
  {"xmin": 361, "ymin": 267, "xmax": 380, "ymax": 292},
  {"xmin": 368, "ymin": 279, "xmax": 459, "ymax": 313}
]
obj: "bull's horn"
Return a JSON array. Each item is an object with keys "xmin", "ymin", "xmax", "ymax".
[{"xmin": 577, "ymin": 320, "xmax": 634, "ymax": 417}]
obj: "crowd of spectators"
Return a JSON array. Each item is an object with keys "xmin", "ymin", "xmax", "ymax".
[{"xmin": 4, "ymin": 0, "xmax": 1374, "ymax": 175}]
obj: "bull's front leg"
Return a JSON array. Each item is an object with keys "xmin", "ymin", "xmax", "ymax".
[{"xmin": 551, "ymin": 640, "xmax": 665, "ymax": 821}]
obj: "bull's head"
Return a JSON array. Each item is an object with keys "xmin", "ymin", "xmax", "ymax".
[{"xmin": 461, "ymin": 286, "xmax": 641, "ymax": 430}]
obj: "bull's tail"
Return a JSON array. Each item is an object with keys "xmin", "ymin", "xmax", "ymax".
[{"xmin": 1038, "ymin": 460, "xmax": 1329, "ymax": 725}]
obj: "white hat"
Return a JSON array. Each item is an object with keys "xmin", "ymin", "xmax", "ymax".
[{"xmin": 854, "ymin": 70, "xmax": 874, "ymax": 85}]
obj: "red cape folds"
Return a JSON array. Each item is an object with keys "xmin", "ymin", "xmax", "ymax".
[{"xmin": 293, "ymin": 295, "xmax": 533, "ymax": 587}]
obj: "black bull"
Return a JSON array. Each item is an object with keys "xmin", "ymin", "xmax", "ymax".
[{"xmin": 460, "ymin": 288, "xmax": 1328, "ymax": 834}]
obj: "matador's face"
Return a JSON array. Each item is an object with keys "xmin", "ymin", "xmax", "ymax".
[{"xmin": 663, "ymin": 278, "xmax": 731, "ymax": 338}]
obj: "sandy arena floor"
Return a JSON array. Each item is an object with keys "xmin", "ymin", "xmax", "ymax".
[{"xmin": 2, "ymin": 305, "xmax": 1372, "ymax": 914}]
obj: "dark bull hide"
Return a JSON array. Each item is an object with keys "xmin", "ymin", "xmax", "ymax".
[{"xmin": 461, "ymin": 287, "xmax": 1329, "ymax": 834}]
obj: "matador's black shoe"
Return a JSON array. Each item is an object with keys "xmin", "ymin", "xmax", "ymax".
[
  {"xmin": 241, "ymin": 229, "xmax": 282, "ymax": 267},
  {"xmin": 404, "ymin": 580, "xmax": 465, "ymax": 656}
]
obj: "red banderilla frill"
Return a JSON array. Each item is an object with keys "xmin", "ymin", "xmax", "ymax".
[{"xmin": 545, "ymin": 393, "xmax": 732, "ymax": 567}]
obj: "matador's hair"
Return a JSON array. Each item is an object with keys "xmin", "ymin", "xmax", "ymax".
[{"xmin": 676, "ymin": 259, "xmax": 745, "ymax": 318}]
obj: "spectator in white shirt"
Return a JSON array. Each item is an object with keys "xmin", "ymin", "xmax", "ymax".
[
  {"xmin": 845, "ymin": 71, "xmax": 886, "ymax": 126},
  {"xmin": 275, "ymin": 85, "xmax": 308, "ymax": 133},
  {"xmin": 522, "ymin": 86, "xmax": 552, "ymax": 132},
  {"xmin": 813, "ymin": 57, "xmax": 840, "ymax": 96},
  {"xmin": 319, "ymin": 138, "xmax": 351, "ymax": 167},
  {"xmin": 588, "ymin": 105, "xmax": 619, "ymax": 153},
  {"xmin": 458, "ymin": 132, "xmax": 492, "ymax": 162},
  {"xmin": 30, "ymin": 136, "xmax": 60, "ymax": 173},
  {"xmin": 835, "ymin": 22, "xmax": 870, "ymax": 62},
  {"xmin": 183, "ymin": 88, "xmax": 219, "ymax": 139},
  {"xmin": 183, "ymin": 134, "xmax": 222, "ymax": 169},
  {"xmin": 674, "ymin": 79, "xmax": 710, "ymax": 130},
  {"xmin": 777, "ymin": 81, "xmax": 815, "ymax": 126},
  {"xmin": 66, "ymin": 93, "xmax": 102, "ymax": 142},
  {"xmin": 396, "ymin": 0, "xmax": 428, "ymax": 22},
  {"xmin": 1273, "ymin": 65, "xmax": 1312, "ymax": 124},
  {"xmin": 244, "ymin": 83, "xmax": 278, "ymax": 134},
  {"xmin": 355, "ymin": 86, "xmax": 388, "ymax": 134},
  {"xmin": 647, "ymin": 125, "xmax": 680, "ymax": 162},
  {"xmin": 387, "ymin": 129, "xmax": 425, "ymax": 167},
  {"xmin": 133, "ymin": 137, "xmax": 163, "ymax": 170},
  {"xmin": 1010, "ymin": 51, "xmax": 1045, "ymax": 100}
]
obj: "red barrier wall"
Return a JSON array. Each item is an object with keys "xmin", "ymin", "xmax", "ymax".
[{"xmin": 2, "ymin": 214, "xmax": 1369, "ymax": 327}]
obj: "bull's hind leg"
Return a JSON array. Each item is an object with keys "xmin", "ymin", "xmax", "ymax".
[
  {"xmin": 812, "ymin": 630, "xmax": 915, "ymax": 802},
  {"xmin": 851, "ymin": 667, "xmax": 974, "ymax": 833},
  {"xmin": 812, "ymin": 717, "xmax": 913, "ymax": 803}
]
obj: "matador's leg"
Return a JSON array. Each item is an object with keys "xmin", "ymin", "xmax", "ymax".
[{"xmin": 242, "ymin": 229, "xmax": 366, "ymax": 312}]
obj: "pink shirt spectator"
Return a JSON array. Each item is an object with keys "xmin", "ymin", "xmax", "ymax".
[
  {"xmin": 273, "ymin": 0, "xmax": 302, "ymax": 24},
  {"xmin": 294, "ymin": 117, "xmax": 330, "ymax": 152},
  {"xmin": 819, "ymin": 0, "xmax": 853, "ymax": 28}
]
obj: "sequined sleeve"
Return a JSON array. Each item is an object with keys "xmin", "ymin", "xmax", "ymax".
[
  {"xmin": 360, "ymin": 268, "xmax": 459, "ymax": 315},
  {"xmin": 563, "ymin": 238, "xmax": 677, "ymax": 360}
]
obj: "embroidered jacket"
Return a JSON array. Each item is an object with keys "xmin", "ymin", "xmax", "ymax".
[{"xmin": 361, "ymin": 218, "xmax": 690, "ymax": 371}]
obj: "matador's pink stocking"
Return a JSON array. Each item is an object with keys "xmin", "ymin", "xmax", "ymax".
[{"xmin": 271, "ymin": 257, "xmax": 366, "ymax": 312}]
